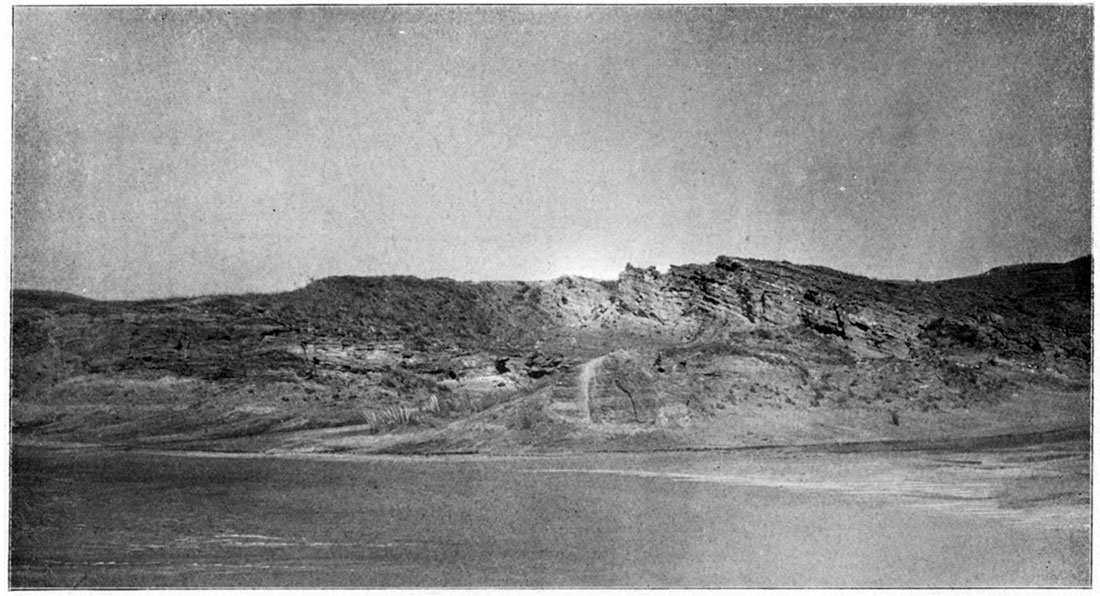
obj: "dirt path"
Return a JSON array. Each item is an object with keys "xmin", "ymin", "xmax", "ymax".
[{"xmin": 577, "ymin": 356, "xmax": 604, "ymax": 424}]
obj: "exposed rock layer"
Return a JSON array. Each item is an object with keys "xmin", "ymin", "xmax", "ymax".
[{"xmin": 11, "ymin": 255, "xmax": 1091, "ymax": 453}]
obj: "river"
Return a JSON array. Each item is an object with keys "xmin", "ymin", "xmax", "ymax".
[{"xmin": 10, "ymin": 443, "xmax": 1089, "ymax": 587}]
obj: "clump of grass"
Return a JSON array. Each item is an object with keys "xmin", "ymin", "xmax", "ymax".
[
  {"xmin": 362, "ymin": 405, "xmax": 416, "ymax": 433},
  {"xmin": 361, "ymin": 394, "xmax": 441, "ymax": 433}
]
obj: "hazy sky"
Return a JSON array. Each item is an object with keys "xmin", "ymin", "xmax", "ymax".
[{"xmin": 13, "ymin": 6, "xmax": 1093, "ymax": 299}]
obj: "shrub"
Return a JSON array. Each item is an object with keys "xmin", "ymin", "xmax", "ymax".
[{"xmin": 361, "ymin": 395, "xmax": 441, "ymax": 433}]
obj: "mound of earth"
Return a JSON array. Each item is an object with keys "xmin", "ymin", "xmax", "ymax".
[{"xmin": 11, "ymin": 255, "xmax": 1091, "ymax": 454}]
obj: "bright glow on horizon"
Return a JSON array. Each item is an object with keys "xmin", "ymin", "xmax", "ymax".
[
  {"xmin": 545, "ymin": 249, "xmax": 629, "ymax": 281},
  {"xmin": 12, "ymin": 7, "xmax": 1092, "ymax": 300}
]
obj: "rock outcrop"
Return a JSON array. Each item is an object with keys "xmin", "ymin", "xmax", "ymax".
[
  {"xmin": 10, "ymin": 255, "xmax": 1091, "ymax": 453},
  {"xmin": 587, "ymin": 351, "xmax": 662, "ymax": 424}
]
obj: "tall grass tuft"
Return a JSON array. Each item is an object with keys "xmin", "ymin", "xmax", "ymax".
[{"xmin": 362, "ymin": 394, "xmax": 441, "ymax": 433}]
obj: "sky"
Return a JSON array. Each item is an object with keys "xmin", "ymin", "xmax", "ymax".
[{"xmin": 12, "ymin": 6, "xmax": 1093, "ymax": 300}]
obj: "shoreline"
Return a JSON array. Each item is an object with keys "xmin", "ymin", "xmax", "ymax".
[{"xmin": 13, "ymin": 422, "xmax": 1089, "ymax": 461}]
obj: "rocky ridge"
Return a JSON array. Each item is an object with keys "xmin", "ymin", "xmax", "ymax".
[{"xmin": 11, "ymin": 255, "xmax": 1091, "ymax": 454}]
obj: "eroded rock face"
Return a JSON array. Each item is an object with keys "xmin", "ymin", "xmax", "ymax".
[
  {"xmin": 10, "ymin": 255, "xmax": 1091, "ymax": 450},
  {"xmin": 614, "ymin": 265, "xmax": 707, "ymax": 333},
  {"xmin": 587, "ymin": 351, "xmax": 661, "ymax": 424},
  {"xmin": 524, "ymin": 352, "xmax": 565, "ymax": 379},
  {"xmin": 920, "ymin": 316, "xmax": 991, "ymax": 348},
  {"xmin": 536, "ymin": 277, "xmax": 616, "ymax": 328}
]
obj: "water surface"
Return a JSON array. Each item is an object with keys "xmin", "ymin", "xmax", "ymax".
[{"xmin": 10, "ymin": 445, "xmax": 1089, "ymax": 587}]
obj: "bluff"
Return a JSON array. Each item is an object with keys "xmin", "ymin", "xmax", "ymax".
[{"xmin": 11, "ymin": 255, "xmax": 1091, "ymax": 453}]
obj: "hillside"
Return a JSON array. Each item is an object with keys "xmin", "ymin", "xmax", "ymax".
[{"xmin": 11, "ymin": 255, "xmax": 1091, "ymax": 454}]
